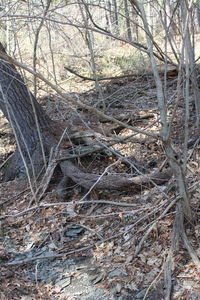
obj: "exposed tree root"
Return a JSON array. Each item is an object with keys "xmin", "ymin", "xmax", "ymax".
[{"xmin": 59, "ymin": 160, "xmax": 172, "ymax": 192}]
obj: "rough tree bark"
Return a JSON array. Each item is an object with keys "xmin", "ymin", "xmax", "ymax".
[
  {"xmin": 0, "ymin": 43, "xmax": 56, "ymax": 181},
  {"xmin": 0, "ymin": 43, "xmax": 172, "ymax": 195}
]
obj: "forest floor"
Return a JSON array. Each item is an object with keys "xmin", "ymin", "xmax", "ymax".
[{"xmin": 0, "ymin": 70, "xmax": 200, "ymax": 300}]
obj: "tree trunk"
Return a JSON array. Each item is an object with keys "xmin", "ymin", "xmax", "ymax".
[
  {"xmin": 0, "ymin": 43, "xmax": 173, "ymax": 197},
  {"xmin": 0, "ymin": 43, "xmax": 56, "ymax": 181},
  {"xmin": 196, "ymin": 4, "xmax": 200, "ymax": 30},
  {"xmin": 124, "ymin": 0, "xmax": 132, "ymax": 41},
  {"xmin": 112, "ymin": 0, "xmax": 119, "ymax": 34}
]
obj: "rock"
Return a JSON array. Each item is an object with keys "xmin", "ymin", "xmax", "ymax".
[
  {"xmin": 108, "ymin": 268, "xmax": 128, "ymax": 278},
  {"xmin": 55, "ymin": 276, "xmax": 71, "ymax": 289},
  {"xmin": 135, "ymin": 288, "xmax": 147, "ymax": 299},
  {"xmin": 190, "ymin": 292, "xmax": 199, "ymax": 300},
  {"xmin": 89, "ymin": 272, "xmax": 105, "ymax": 284},
  {"xmin": 64, "ymin": 225, "xmax": 84, "ymax": 237}
]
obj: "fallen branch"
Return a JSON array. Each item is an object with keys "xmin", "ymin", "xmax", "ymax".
[
  {"xmin": 60, "ymin": 160, "xmax": 172, "ymax": 190},
  {"xmin": 0, "ymin": 200, "xmax": 146, "ymax": 220},
  {"xmin": 164, "ymin": 201, "xmax": 200, "ymax": 300},
  {"xmin": 0, "ymin": 49, "xmax": 159, "ymax": 139},
  {"xmin": 5, "ymin": 198, "xmax": 173, "ymax": 266},
  {"xmin": 5, "ymin": 246, "xmax": 93, "ymax": 266},
  {"xmin": 64, "ymin": 66, "xmax": 178, "ymax": 82},
  {"xmin": 64, "ymin": 66, "xmax": 137, "ymax": 81}
]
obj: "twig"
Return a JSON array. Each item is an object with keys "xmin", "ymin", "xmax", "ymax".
[
  {"xmin": 5, "ymin": 245, "xmax": 93, "ymax": 266},
  {"xmin": 0, "ymin": 188, "xmax": 30, "ymax": 206},
  {"xmin": 180, "ymin": 226, "xmax": 200, "ymax": 271},
  {"xmin": 33, "ymin": 0, "xmax": 51, "ymax": 97},
  {"xmin": 76, "ymin": 200, "xmax": 143, "ymax": 207},
  {"xmin": 0, "ymin": 200, "xmax": 146, "ymax": 220},
  {"xmin": 143, "ymin": 266, "xmax": 163, "ymax": 300},
  {"xmin": 34, "ymin": 158, "xmax": 57, "ymax": 202},
  {"xmin": 5, "ymin": 200, "xmax": 172, "ymax": 266},
  {"xmin": 164, "ymin": 202, "xmax": 183, "ymax": 300},
  {"xmin": 79, "ymin": 224, "xmax": 103, "ymax": 239},
  {"xmin": 135, "ymin": 223, "xmax": 157, "ymax": 256},
  {"xmin": 3, "ymin": 14, "xmax": 175, "ymax": 65},
  {"xmin": 0, "ymin": 50, "xmax": 159, "ymax": 139},
  {"xmin": 0, "ymin": 153, "xmax": 14, "ymax": 172},
  {"xmin": 4, "ymin": 206, "xmax": 156, "ymax": 266},
  {"xmin": 123, "ymin": 197, "xmax": 178, "ymax": 247}
]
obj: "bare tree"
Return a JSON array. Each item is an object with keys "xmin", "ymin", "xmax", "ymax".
[
  {"xmin": 129, "ymin": 1, "xmax": 200, "ymax": 299},
  {"xmin": 124, "ymin": 0, "xmax": 132, "ymax": 40},
  {"xmin": 1, "ymin": 2, "xmax": 200, "ymax": 298}
]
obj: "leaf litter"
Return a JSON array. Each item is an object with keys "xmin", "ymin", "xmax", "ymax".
[{"xmin": 0, "ymin": 73, "xmax": 200, "ymax": 300}]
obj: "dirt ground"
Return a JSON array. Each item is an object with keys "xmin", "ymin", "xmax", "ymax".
[{"xmin": 0, "ymin": 72, "xmax": 200, "ymax": 300}]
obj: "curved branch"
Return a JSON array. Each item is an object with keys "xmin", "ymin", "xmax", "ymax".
[
  {"xmin": 64, "ymin": 66, "xmax": 178, "ymax": 82},
  {"xmin": 64, "ymin": 66, "xmax": 137, "ymax": 81}
]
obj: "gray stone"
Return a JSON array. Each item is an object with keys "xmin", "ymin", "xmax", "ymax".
[
  {"xmin": 109, "ymin": 268, "xmax": 128, "ymax": 278},
  {"xmin": 55, "ymin": 276, "xmax": 71, "ymax": 289},
  {"xmin": 135, "ymin": 288, "xmax": 147, "ymax": 299}
]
